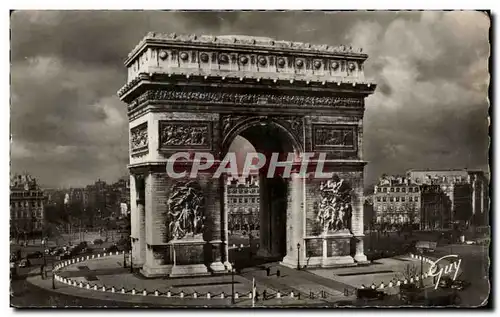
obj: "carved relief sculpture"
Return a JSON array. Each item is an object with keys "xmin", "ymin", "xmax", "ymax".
[
  {"xmin": 159, "ymin": 121, "xmax": 210, "ymax": 148},
  {"xmin": 314, "ymin": 126, "xmax": 356, "ymax": 149},
  {"xmin": 130, "ymin": 123, "xmax": 148, "ymax": 153},
  {"xmin": 316, "ymin": 175, "xmax": 352, "ymax": 233},
  {"xmin": 167, "ymin": 181, "xmax": 205, "ymax": 240}
]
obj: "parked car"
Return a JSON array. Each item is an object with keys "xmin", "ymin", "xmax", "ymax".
[
  {"xmin": 399, "ymin": 284, "xmax": 422, "ymax": 304},
  {"xmin": 79, "ymin": 247, "xmax": 93, "ymax": 255},
  {"xmin": 26, "ymin": 251, "xmax": 43, "ymax": 259},
  {"xmin": 103, "ymin": 244, "xmax": 119, "ymax": 253},
  {"xmin": 18, "ymin": 258, "xmax": 31, "ymax": 268},
  {"xmin": 356, "ymin": 288, "xmax": 386, "ymax": 302},
  {"xmin": 51, "ymin": 248, "xmax": 63, "ymax": 256},
  {"xmin": 438, "ymin": 276, "xmax": 471, "ymax": 291},
  {"xmin": 93, "ymin": 239, "xmax": 104, "ymax": 245}
]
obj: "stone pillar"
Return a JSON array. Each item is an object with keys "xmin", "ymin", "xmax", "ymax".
[
  {"xmin": 130, "ymin": 174, "xmax": 146, "ymax": 266},
  {"xmin": 137, "ymin": 181, "xmax": 146, "ymax": 266},
  {"xmin": 222, "ymin": 175, "xmax": 231, "ymax": 270},
  {"xmin": 130, "ymin": 174, "xmax": 140, "ymax": 264},
  {"xmin": 209, "ymin": 176, "xmax": 225, "ymax": 273},
  {"xmin": 141, "ymin": 171, "xmax": 173, "ymax": 277},
  {"xmin": 281, "ymin": 171, "xmax": 305, "ymax": 269},
  {"xmin": 257, "ymin": 172, "xmax": 272, "ymax": 258},
  {"xmin": 352, "ymin": 173, "xmax": 367, "ymax": 263}
]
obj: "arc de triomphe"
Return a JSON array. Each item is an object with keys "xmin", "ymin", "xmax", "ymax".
[{"xmin": 118, "ymin": 33, "xmax": 376, "ymax": 277}]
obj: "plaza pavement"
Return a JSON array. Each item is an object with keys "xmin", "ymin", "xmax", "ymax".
[
  {"xmin": 27, "ymin": 255, "xmax": 332, "ymax": 307},
  {"xmin": 26, "ymin": 252, "xmax": 435, "ymax": 307},
  {"xmin": 309, "ymin": 255, "xmax": 433, "ymax": 292}
]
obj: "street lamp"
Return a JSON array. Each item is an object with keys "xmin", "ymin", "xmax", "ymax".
[
  {"xmin": 231, "ymin": 263, "xmax": 236, "ymax": 304},
  {"xmin": 297, "ymin": 243, "xmax": 301, "ymax": 270},
  {"xmin": 419, "ymin": 249, "xmax": 424, "ymax": 288}
]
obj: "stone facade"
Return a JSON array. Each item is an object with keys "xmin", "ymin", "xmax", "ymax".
[
  {"xmin": 119, "ymin": 33, "xmax": 376, "ymax": 276},
  {"xmin": 10, "ymin": 173, "xmax": 46, "ymax": 234}
]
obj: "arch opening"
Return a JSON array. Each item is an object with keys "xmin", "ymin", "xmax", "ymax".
[{"xmin": 225, "ymin": 120, "xmax": 298, "ymax": 266}]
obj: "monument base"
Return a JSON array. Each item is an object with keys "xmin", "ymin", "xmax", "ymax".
[
  {"xmin": 169, "ymin": 264, "xmax": 210, "ymax": 278},
  {"xmin": 209, "ymin": 261, "xmax": 227, "ymax": 273},
  {"xmin": 140, "ymin": 264, "xmax": 173, "ymax": 278},
  {"xmin": 306, "ymin": 255, "xmax": 357, "ymax": 268},
  {"xmin": 280, "ymin": 255, "xmax": 300, "ymax": 269}
]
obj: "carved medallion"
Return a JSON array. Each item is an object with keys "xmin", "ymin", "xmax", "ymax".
[
  {"xmin": 166, "ymin": 181, "xmax": 205, "ymax": 240},
  {"xmin": 313, "ymin": 125, "xmax": 357, "ymax": 150},
  {"xmin": 200, "ymin": 53, "xmax": 209, "ymax": 63},
  {"xmin": 130, "ymin": 123, "xmax": 148, "ymax": 154},
  {"xmin": 317, "ymin": 175, "xmax": 352, "ymax": 233},
  {"xmin": 159, "ymin": 121, "xmax": 212, "ymax": 150}
]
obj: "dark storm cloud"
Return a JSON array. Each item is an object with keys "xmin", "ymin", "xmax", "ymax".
[{"xmin": 10, "ymin": 11, "xmax": 489, "ymax": 188}]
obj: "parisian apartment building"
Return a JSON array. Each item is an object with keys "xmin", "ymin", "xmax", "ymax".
[
  {"xmin": 10, "ymin": 173, "xmax": 47, "ymax": 234},
  {"xmin": 371, "ymin": 169, "xmax": 489, "ymax": 229},
  {"xmin": 225, "ymin": 175, "xmax": 260, "ymax": 234}
]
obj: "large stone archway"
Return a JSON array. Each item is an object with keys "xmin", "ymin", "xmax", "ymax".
[{"xmin": 119, "ymin": 33, "xmax": 376, "ymax": 277}]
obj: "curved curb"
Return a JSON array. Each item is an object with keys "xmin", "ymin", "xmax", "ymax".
[{"xmin": 51, "ymin": 251, "xmax": 304, "ymax": 302}]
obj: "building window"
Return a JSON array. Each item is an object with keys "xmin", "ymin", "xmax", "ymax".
[
  {"xmin": 383, "ymin": 188, "xmax": 387, "ymax": 193},
  {"xmin": 409, "ymin": 197, "xmax": 413, "ymax": 202},
  {"xmin": 402, "ymin": 197, "xmax": 406, "ymax": 202},
  {"xmin": 377, "ymin": 197, "xmax": 381, "ymax": 202},
  {"xmin": 389, "ymin": 197, "xmax": 394, "ymax": 202},
  {"xmin": 396, "ymin": 197, "xmax": 400, "ymax": 202},
  {"xmin": 396, "ymin": 188, "xmax": 400, "ymax": 193},
  {"xmin": 239, "ymin": 198, "xmax": 242, "ymax": 203},
  {"xmin": 382, "ymin": 197, "xmax": 386, "ymax": 202},
  {"xmin": 408, "ymin": 187, "xmax": 413, "ymax": 193},
  {"xmin": 390, "ymin": 187, "xmax": 394, "ymax": 192},
  {"xmin": 377, "ymin": 188, "xmax": 382, "ymax": 193},
  {"xmin": 244, "ymin": 198, "xmax": 248, "ymax": 204},
  {"xmin": 414, "ymin": 197, "xmax": 419, "ymax": 202},
  {"xmin": 402, "ymin": 188, "xmax": 406, "ymax": 193},
  {"xmin": 414, "ymin": 187, "xmax": 419, "ymax": 192},
  {"xmin": 252, "ymin": 198, "xmax": 255, "ymax": 203}
]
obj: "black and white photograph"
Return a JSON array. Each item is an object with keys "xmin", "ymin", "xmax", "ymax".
[{"xmin": 8, "ymin": 9, "xmax": 491, "ymax": 308}]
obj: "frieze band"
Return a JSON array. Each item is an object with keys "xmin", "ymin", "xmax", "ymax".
[{"xmin": 129, "ymin": 90, "xmax": 364, "ymax": 112}]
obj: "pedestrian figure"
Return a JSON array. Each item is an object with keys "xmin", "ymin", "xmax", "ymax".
[
  {"xmin": 276, "ymin": 269, "xmax": 281, "ymax": 277},
  {"xmin": 40, "ymin": 264, "xmax": 45, "ymax": 280},
  {"xmin": 266, "ymin": 267, "xmax": 271, "ymax": 276}
]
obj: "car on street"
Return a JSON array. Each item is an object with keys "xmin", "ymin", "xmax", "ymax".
[
  {"xmin": 26, "ymin": 251, "xmax": 43, "ymax": 259},
  {"xmin": 438, "ymin": 276, "xmax": 471, "ymax": 291},
  {"xmin": 51, "ymin": 248, "xmax": 63, "ymax": 256},
  {"xmin": 92, "ymin": 238, "xmax": 104, "ymax": 245},
  {"xmin": 103, "ymin": 244, "xmax": 120, "ymax": 253},
  {"xmin": 79, "ymin": 247, "xmax": 93, "ymax": 255},
  {"xmin": 18, "ymin": 258, "xmax": 31, "ymax": 268}
]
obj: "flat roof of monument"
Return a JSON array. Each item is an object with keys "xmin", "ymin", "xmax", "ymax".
[{"xmin": 125, "ymin": 32, "xmax": 367, "ymax": 65}]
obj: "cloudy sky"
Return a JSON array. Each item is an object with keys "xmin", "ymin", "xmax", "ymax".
[{"xmin": 10, "ymin": 11, "xmax": 490, "ymax": 188}]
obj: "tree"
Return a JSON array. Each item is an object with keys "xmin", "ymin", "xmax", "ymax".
[{"xmin": 402, "ymin": 263, "xmax": 418, "ymax": 280}]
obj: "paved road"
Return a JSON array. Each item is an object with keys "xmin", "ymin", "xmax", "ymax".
[{"xmin": 430, "ymin": 244, "xmax": 490, "ymax": 307}]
